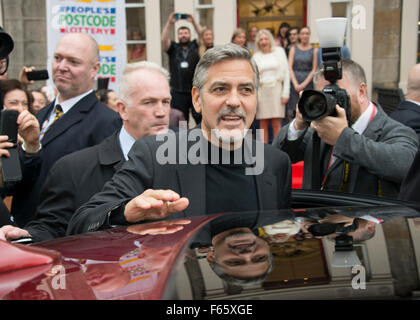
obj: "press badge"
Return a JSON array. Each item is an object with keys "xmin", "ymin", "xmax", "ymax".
[{"xmin": 180, "ymin": 61, "xmax": 189, "ymax": 69}]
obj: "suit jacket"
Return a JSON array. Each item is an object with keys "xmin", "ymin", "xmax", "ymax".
[
  {"xmin": 399, "ymin": 148, "xmax": 420, "ymax": 203},
  {"xmin": 390, "ymin": 100, "xmax": 420, "ymax": 137},
  {"xmin": 67, "ymin": 128, "xmax": 292, "ymax": 235},
  {"xmin": 273, "ymin": 104, "xmax": 419, "ymax": 197},
  {"xmin": 25, "ymin": 131, "xmax": 124, "ymax": 242},
  {"xmin": 10, "ymin": 91, "xmax": 122, "ymax": 227}
]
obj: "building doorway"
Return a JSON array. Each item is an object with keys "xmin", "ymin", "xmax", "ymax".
[{"xmin": 237, "ymin": 0, "xmax": 307, "ymax": 38}]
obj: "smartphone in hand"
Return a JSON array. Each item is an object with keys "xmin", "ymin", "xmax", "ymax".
[
  {"xmin": 0, "ymin": 109, "xmax": 22, "ymax": 183},
  {"xmin": 175, "ymin": 13, "xmax": 189, "ymax": 20},
  {"xmin": 26, "ymin": 69, "xmax": 49, "ymax": 81}
]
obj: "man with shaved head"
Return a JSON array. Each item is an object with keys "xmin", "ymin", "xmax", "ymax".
[
  {"xmin": 391, "ymin": 64, "xmax": 420, "ymax": 138},
  {"xmin": 2, "ymin": 32, "xmax": 121, "ymax": 227}
]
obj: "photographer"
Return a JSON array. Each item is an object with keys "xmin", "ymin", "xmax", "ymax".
[{"xmin": 273, "ymin": 59, "xmax": 419, "ymax": 197}]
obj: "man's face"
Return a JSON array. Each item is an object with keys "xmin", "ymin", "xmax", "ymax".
[
  {"xmin": 192, "ymin": 59, "xmax": 257, "ymax": 146},
  {"xmin": 52, "ymin": 34, "xmax": 99, "ymax": 101},
  {"xmin": 118, "ymin": 69, "xmax": 170, "ymax": 140},
  {"xmin": 178, "ymin": 28, "xmax": 191, "ymax": 45},
  {"xmin": 107, "ymin": 90, "xmax": 118, "ymax": 112},
  {"xmin": 288, "ymin": 29, "xmax": 298, "ymax": 44},
  {"xmin": 208, "ymin": 228, "xmax": 271, "ymax": 279},
  {"xmin": 249, "ymin": 27, "xmax": 259, "ymax": 42},
  {"xmin": 315, "ymin": 72, "xmax": 362, "ymax": 124}
]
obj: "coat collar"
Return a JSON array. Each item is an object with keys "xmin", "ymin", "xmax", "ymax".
[
  {"xmin": 97, "ymin": 129, "xmax": 125, "ymax": 171},
  {"xmin": 39, "ymin": 92, "xmax": 99, "ymax": 147}
]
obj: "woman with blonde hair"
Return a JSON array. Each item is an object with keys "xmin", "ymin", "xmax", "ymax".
[
  {"xmin": 199, "ymin": 27, "xmax": 214, "ymax": 57},
  {"xmin": 252, "ymin": 29, "xmax": 290, "ymax": 143}
]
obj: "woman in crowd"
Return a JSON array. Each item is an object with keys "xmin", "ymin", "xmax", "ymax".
[
  {"xmin": 287, "ymin": 26, "xmax": 318, "ymax": 121},
  {"xmin": 275, "ymin": 22, "xmax": 290, "ymax": 48},
  {"xmin": 30, "ymin": 90, "xmax": 47, "ymax": 115},
  {"xmin": 199, "ymin": 27, "xmax": 214, "ymax": 57},
  {"xmin": 231, "ymin": 28, "xmax": 248, "ymax": 48},
  {"xmin": 252, "ymin": 29, "xmax": 290, "ymax": 143},
  {"xmin": 1, "ymin": 79, "xmax": 32, "ymax": 112}
]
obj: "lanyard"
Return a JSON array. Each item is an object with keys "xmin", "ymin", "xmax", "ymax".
[{"xmin": 321, "ymin": 104, "xmax": 377, "ymax": 190}]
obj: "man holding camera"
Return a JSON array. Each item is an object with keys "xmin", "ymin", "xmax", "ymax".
[
  {"xmin": 273, "ymin": 59, "xmax": 418, "ymax": 197},
  {"xmin": 161, "ymin": 12, "xmax": 202, "ymax": 125}
]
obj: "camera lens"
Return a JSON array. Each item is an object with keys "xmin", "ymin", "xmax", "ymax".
[
  {"xmin": 299, "ymin": 89, "xmax": 338, "ymax": 121},
  {"xmin": 308, "ymin": 223, "xmax": 337, "ymax": 236},
  {"xmin": 302, "ymin": 93, "xmax": 328, "ymax": 119}
]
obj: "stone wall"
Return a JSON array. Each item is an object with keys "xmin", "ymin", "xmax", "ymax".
[
  {"xmin": 2, "ymin": 0, "xmax": 48, "ymax": 89},
  {"xmin": 372, "ymin": 0, "xmax": 402, "ymax": 90}
]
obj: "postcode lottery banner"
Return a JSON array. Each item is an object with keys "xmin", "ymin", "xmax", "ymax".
[{"xmin": 46, "ymin": 0, "xmax": 127, "ymax": 92}]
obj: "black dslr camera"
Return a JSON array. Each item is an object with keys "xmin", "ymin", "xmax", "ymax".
[{"xmin": 298, "ymin": 47, "xmax": 351, "ymax": 124}]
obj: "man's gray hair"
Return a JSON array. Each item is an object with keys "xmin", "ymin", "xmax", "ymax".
[
  {"xmin": 193, "ymin": 43, "xmax": 260, "ymax": 91},
  {"xmin": 118, "ymin": 61, "xmax": 170, "ymax": 104}
]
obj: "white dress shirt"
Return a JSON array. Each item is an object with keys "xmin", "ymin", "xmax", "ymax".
[{"xmin": 118, "ymin": 126, "xmax": 136, "ymax": 160}]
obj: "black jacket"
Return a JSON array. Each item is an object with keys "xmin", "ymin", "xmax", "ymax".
[
  {"xmin": 67, "ymin": 129, "xmax": 292, "ymax": 235},
  {"xmin": 26, "ymin": 131, "xmax": 124, "ymax": 242},
  {"xmin": 9, "ymin": 92, "xmax": 122, "ymax": 227},
  {"xmin": 390, "ymin": 100, "xmax": 420, "ymax": 137}
]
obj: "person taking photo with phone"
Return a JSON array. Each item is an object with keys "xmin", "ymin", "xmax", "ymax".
[{"xmin": 161, "ymin": 12, "xmax": 203, "ymax": 126}]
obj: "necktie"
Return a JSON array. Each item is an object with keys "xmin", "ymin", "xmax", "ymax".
[
  {"xmin": 40, "ymin": 104, "xmax": 63, "ymax": 138},
  {"xmin": 53, "ymin": 104, "xmax": 63, "ymax": 123}
]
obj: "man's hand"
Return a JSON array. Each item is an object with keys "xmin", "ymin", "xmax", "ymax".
[
  {"xmin": 127, "ymin": 219, "xmax": 191, "ymax": 235},
  {"xmin": 124, "ymin": 189, "xmax": 189, "ymax": 223},
  {"xmin": 168, "ymin": 12, "xmax": 176, "ymax": 24},
  {"xmin": 310, "ymin": 105, "xmax": 348, "ymax": 146},
  {"xmin": 293, "ymin": 104, "xmax": 309, "ymax": 131},
  {"xmin": 19, "ymin": 66, "xmax": 36, "ymax": 85},
  {"xmin": 0, "ymin": 225, "xmax": 31, "ymax": 241},
  {"xmin": 17, "ymin": 109, "xmax": 41, "ymax": 153},
  {"xmin": 281, "ymin": 97, "xmax": 289, "ymax": 105}
]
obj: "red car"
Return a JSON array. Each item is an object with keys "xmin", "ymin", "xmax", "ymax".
[{"xmin": 1, "ymin": 190, "xmax": 420, "ymax": 302}]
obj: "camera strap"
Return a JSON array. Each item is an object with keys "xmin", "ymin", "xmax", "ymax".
[{"xmin": 311, "ymin": 133, "xmax": 321, "ymax": 190}]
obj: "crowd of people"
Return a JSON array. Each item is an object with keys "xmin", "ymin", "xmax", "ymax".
[{"xmin": 0, "ymin": 13, "xmax": 419, "ymax": 275}]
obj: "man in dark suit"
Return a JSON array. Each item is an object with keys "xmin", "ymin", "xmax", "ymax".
[
  {"xmin": 1, "ymin": 33, "xmax": 121, "ymax": 227},
  {"xmin": 0, "ymin": 61, "xmax": 171, "ymax": 242},
  {"xmin": 67, "ymin": 44, "xmax": 292, "ymax": 235},
  {"xmin": 391, "ymin": 63, "xmax": 420, "ymax": 138}
]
